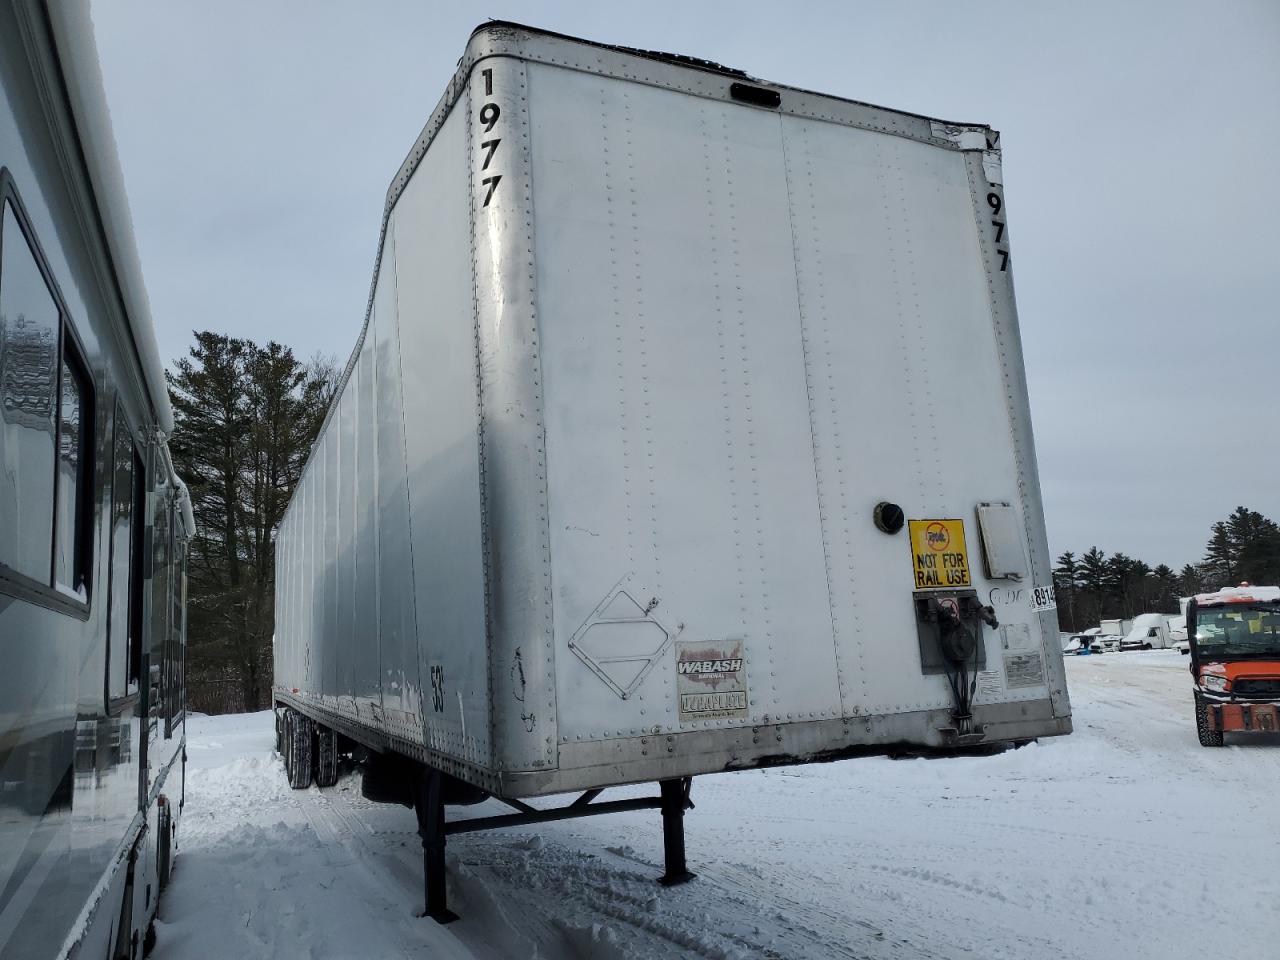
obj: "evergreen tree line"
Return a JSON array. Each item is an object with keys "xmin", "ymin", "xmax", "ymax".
[
  {"xmin": 168, "ymin": 331, "xmax": 336, "ymax": 711},
  {"xmin": 1053, "ymin": 506, "xmax": 1280, "ymax": 633}
]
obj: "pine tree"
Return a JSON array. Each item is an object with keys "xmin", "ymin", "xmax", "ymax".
[
  {"xmin": 1202, "ymin": 522, "xmax": 1235, "ymax": 587},
  {"xmin": 1151, "ymin": 564, "xmax": 1177, "ymax": 611},
  {"xmin": 1106, "ymin": 553, "xmax": 1136, "ymax": 618},
  {"xmin": 1079, "ymin": 547, "xmax": 1108, "ymax": 624},
  {"xmin": 1196, "ymin": 507, "xmax": 1280, "ymax": 592},
  {"xmin": 1226, "ymin": 507, "xmax": 1280, "ymax": 585},
  {"xmin": 1130, "ymin": 560, "xmax": 1152, "ymax": 613},
  {"xmin": 168, "ymin": 332, "xmax": 335, "ymax": 710},
  {"xmin": 1053, "ymin": 551, "xmax": 1079, "ymax": 630},
  {"xmin": 1178, "ymin": 564, "xmax": 1204, "ymax": 597}
]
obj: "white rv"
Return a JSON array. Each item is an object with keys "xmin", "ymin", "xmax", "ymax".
[
  {"xmin": 0, "ymin": 2, "xmax": 194, "ymax": 956},
  {"xmin": 271, "ymin": 21, "xmax": 1071, "ymax": 919}
]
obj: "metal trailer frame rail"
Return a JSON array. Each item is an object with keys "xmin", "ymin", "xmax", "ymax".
[
  {"xmin": 414, "ymin": 772, "xmax": 694, "ymax": 923},
  {"xmin": 274, "ymin": 689, "xmax": 695, "ymax": 923}
]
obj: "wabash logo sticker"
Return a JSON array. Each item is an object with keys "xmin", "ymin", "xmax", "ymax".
[
  {"xmin": 678, "ymin": 657, "xmax": 744, "ymax": 676},
  {"xmin": 675, "ymin": 639, "xmax": 748, "ymax": 722}
]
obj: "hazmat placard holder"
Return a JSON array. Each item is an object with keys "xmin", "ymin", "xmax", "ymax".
[{"xmin": 908, "ymin": 519, "xmax": 973, "ymax": 589}]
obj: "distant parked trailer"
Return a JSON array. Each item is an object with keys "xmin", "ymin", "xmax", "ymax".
[
  {"xmin": 1101, "ymin": 617, "xmax": 1133, "ymax": 638},
  {"xmin": 273, "ymin": 21, "xmax": 1072, "ymax": 920},
  {"xmin": 1121, "ymin": 613, "xmax": 1176, "ymax": 650}
]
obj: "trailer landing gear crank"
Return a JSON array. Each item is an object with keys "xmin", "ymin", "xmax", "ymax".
[{"xmin": 412, "ymin": 772, "xmax": 696, "ymax": 923}]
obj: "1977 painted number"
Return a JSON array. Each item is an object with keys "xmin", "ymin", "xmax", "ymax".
[
  {"xmin": 987, "ymin": 191, "xmax": 1009, "ymax": 271},
  {"xmin": 478, "ymin": 68, "xmax": 501, "ymax": 207}
]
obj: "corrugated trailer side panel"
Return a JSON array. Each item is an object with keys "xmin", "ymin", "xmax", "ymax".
[
  {"xmin": 277, "ymin": 100, "xmax": 491, "ymax": 768},
  {"xmin": 390, "ymin": 103, "xmax": 491, "ymax": 768},
  {"xmin": 369, "ymin": 216, "xmax": 422, "ymax": 742},
  {"xmin": 337, "ymin": 375, "xmax": 357, "ymax": 711},
  {"xmin": 307, "ymin": 436, "xmax": 320, "ymax": 692},
  {"xmin": 323, "ymin": 417, "xmax": 339, "ymax": 702},
  {"xmin": 277, "ymin": 492, "xmax": 290, "ymax": 690},
  {"xmin": 275, "ymin": 443, "xmax": 293, "ymax": 690},
  {"xmin": 305, "ymin": 441, "xmax": 317, "ymax": 692},
  {"xmin": 526, "ymin": 61, "xmax": 839, "ymax": 744},
  {"xmin": 353, "ymin": 340, "xmax": 379, "ymax": 714},
  {"xmin": 323, "ymin": 381, "xmax": 341, "ymax": 709},
  {"xmin": 308, "ymin": 419, "xmax": 320, "ymax": 694}
]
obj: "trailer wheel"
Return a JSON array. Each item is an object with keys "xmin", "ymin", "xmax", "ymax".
[
  {"xmin": 282, "ymin": 710, "xmax": 294, "ymax": 780},
  {"xmin": 316, "ymin": 725, "xmax": 339, "ymax": 788},
  {"xmin": 1195, "ymin": 694, "xmax": 1224, "ymax": 748},
  {"xmin": 288, "ymin": 712, "xmax": 314, "ymax": 788}
]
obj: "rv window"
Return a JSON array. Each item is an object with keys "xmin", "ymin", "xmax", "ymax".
[
  {"xmin": 167, "ymin": 533, "xmax": 186, "ymax": 730},
  {"xmin": 108, "ymin": 409, "xmax": 146, "ymax": 701},
  {"xmin": 149, "ymin": 496, "xmax": 172, "ymax": 725},
  {"xmin": 127, "ymin": 446, "xmax": 146, "ymax": 693},
  {"xmin": 0, "ymin": 199, "xmax": 59, "ymax": 584},
  {"xmin": 54, "ymin": 343, "xmax": 94, "ymax": 595}
]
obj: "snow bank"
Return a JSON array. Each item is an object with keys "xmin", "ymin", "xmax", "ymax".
[{"xmin": 153, "ymin": 656, "xmax": 1280, "ymax": 959}]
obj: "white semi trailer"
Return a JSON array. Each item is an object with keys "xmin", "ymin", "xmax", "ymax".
[{"xmin": 272, "ymin": 21, "xmax": 1071, "ymax": 920}]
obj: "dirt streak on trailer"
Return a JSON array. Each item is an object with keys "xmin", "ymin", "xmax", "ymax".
[
  {"xmin": 273, "ymin": 20, "xmax": 1071, "ymax": 921},
  {"xmin": 0, "ymin": 1, "xmax": 195, "ymax": 957}
]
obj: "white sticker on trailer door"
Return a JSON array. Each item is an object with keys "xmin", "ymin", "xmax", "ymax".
[
  {"xmin": 1029, "ymin": 584, "xmax": 1056, "ymax": 612},
  {"xmin": 1003, "ymin": 651, "xmax": 1045, "ymax": 688},
  {"xmin": 976, "ymin": 670, "xmax": 1003, "ymax": 699},
  {"xmin": 676, "ymin": 640, "xmax": 748, "ymax": 722}
]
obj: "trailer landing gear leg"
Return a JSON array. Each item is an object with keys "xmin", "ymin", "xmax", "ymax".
[
  {"xmin": 415, "ymin": 768, "xmax": 458, "ymax": 924},
  {"xmin": 657, "ymin": 777, "xmax": 696, "ymax": 886}
]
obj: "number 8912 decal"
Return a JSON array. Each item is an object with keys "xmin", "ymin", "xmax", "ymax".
[{"xmin": 477, "ymin": 67, "xmax": 502, "ymax": 207}]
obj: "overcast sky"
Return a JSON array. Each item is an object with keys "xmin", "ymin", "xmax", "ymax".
[{"xmin": 91, "ymin": 0, "xmax": 1278, "ymax": 571}]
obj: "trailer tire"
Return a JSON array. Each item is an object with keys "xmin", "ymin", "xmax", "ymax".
[
  {"xmin": 288, "ymin": 712, "xmax": 314, "ymax": 788},
  {"xmin": 1195, "ymin": 694, "xmax": 1224, "ymax": 748},
  {"xmin": 282, "ymin": 710, "xmax": 294, "ymax": 780},
  {"xmin": 316, "ymin": 725, "xmax": 338, "ymax": 788}
]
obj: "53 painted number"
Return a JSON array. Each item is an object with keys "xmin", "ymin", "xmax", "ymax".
[
  {"xmin": 430, "ymin": 665, "xmax": 445, "ymax": 713},
  {"xmin": 479, "ymin": 68, "xmax": 502, "ymax": 207}
]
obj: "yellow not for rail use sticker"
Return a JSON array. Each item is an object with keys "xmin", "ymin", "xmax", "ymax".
[{"xmin": 908, "ymin": 519, "xmax": 972, "ymax": 589}]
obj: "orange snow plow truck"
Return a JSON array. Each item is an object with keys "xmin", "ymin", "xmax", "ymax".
[{"xmin": 1187, "ymin": 585, "xmax": 1280, "ymax": 746}]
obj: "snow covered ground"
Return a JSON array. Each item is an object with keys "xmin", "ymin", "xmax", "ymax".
[{"xmin": 155, "ymin": 652, "xmax": 1279, "ymax": 959}]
